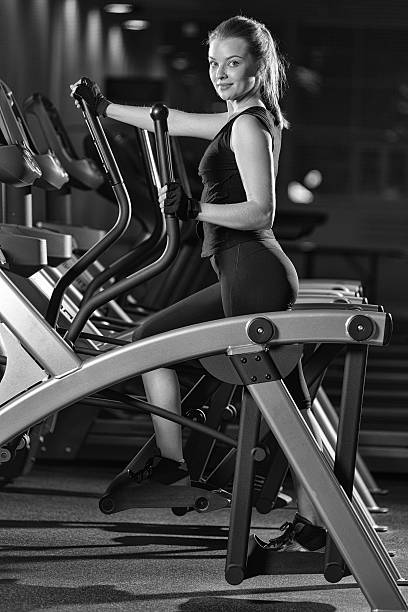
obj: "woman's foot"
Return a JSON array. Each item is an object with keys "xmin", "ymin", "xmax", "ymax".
[
  {"xmin": 130, "ymin": 454, "xmax": 190, "ymax": 486},
  {"xmin": 254, "ymin": 512, "xmax": 326, "ymax": 552}
]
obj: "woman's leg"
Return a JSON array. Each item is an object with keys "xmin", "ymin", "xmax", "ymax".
[
  {"xmin": 217, "ymin": 241, "xmax": 324, "ymax": 540},
  {"xmin": 134, "ymin": 282, "xmax": 224, "ymax": 465},
  {"xmin": 142, "ymin": 368, "xmax": 184, "ymax": 462}
]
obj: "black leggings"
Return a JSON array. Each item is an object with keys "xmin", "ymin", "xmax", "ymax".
[{"xmin": 133, "ymin": 239, "xmax": 310, "ymax": 409}]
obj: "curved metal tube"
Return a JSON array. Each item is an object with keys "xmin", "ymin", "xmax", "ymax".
[
  {"xmin": 65, "ymin": 102, "xmax": 180, "ymax": 343},
  {"xmin": 45, "ymin": 99, "xmax": 131, "ymax": 327},
  {"xmin": 80, "ymin": 128, "xmax": 165, "ymax": 302}
]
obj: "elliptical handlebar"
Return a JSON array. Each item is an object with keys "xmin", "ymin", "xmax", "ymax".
[
  {"xmin": 150, "ymin": 103, "xmax": 174, "ymax": 186},
  {"xmin": 64, "ymin": 101, "xmax": 180, "ymax": 344},
  {"xmin": 75, "ymin": 96, "xmax": 123, "ymax": 187},
  {"xmin": 45, "ymin": 94, "xmax": 132, "ymax": 327},
  {"xmin": 79, "ymin": 127, "xmax": 166, "ymax": 303}
]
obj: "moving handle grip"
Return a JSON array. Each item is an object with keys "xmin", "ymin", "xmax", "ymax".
[
  {"xmin": 150, "ymin": 103, "xmax": 174, "ymax": 186},
  {"xmin": 150, "ymin": 103, "xmax": 181, "ymax": 236},
  {"xmin": 75, "ymin": 92, "xmax": 123, "ymax": 187},
  {"xmin": 45, "ymin": 82, "xmax": 132, "ymax": 328},
  {"xmin": 64, "ymin": 101, "xmax": 180, "ymax": 344}
]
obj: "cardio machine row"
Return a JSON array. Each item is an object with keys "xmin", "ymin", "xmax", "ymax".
[
  {"xmin": 0, "ymin": 75, "xmax": 364, "ymax": 470},
  {"xmin": 0, "ymin": 76, "xmax": 387, "ymax": 521},
  {"xmin": 0, "ymin": 80, "xmax": 405, "ymax": 612}
]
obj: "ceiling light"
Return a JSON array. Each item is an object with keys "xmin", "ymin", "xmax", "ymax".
[
  {"xmin": 104, "ymin": 3, "xmax": 134, "ymax": 14},
  {"xmin": 181, "ymin": 22, "xmax": 199, "ymax": 37},
  {"xmin": 122, "ymin": 19, "xmax": 149, "ymax": 30}
]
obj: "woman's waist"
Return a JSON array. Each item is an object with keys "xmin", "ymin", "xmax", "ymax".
[
  {"xmin": 198, "ymin": 164, "xmax": 238, "ymax": 179},
  {"xmin": 203, "ymin": 224, "xmax": 276, "ymax": 239},
  {"xmin": 201, "ymin": 224, "xmax": 278, "ymax": 257}
]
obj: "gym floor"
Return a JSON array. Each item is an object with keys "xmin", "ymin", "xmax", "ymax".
[{"xmin": 0, "ymin": 463, "xmax": 406, "ymax": 612}]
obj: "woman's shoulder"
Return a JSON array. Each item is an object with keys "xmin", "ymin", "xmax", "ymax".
[{"xmin": 231, "ymin": 107, "xmax": 277, "ymax": 138}]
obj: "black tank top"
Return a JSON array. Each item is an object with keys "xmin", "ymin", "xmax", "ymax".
[{"xmin": 198, "ymin": 106, "xmax": 280, "ymax": 258}]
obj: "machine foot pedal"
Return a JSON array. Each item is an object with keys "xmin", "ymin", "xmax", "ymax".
[
  {"xmin": 99, "ymin": 482, "xmax": 231, "ymax": 515},
  {"xmin": 369, "ymin": 487, "xmax": 389, "ymax": 496},
  {"xmin": 244, "ymin": 533, "xmax": 326, "ymax": 580},
  {"xmin": 374, "ymin": 523, "xmax": 388, "ymax": 532},
  {"xmin": 368, "ymin": 505, "xmax": 389, "ymax": 514}
]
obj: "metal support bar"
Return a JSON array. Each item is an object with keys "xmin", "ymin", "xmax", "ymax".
[
  {"xmin": 314, "ymin": 389, "xmax": 388, "ymax": 514},
  {"xmin": 248, "ymin": 380, "xmax": 407, "ymax": 611},
  {"xmin": 312, "ymin": 397, "xmax": 387, "ymax": 529},
  {"xmin": 316, "ymin": 386, "xmax": 387, "ymax": 497},
  {"xmin": 314, "ymin": 414, "xmax": 402, "ymax": 583},
  {"xmin": 324, "ymin": 344, "xmax": 368, "ymax": 582},
  {"xmin": 225, "ymin": 390, "xmax": 260, "ymax": 585}
]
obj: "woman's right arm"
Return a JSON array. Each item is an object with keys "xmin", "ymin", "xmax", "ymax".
[{"xmin": 106, "ymin": 104, "xmax": 228, "ymax": 141}]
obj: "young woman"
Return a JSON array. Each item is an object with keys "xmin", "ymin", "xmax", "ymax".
[{"xmin": 72, "ymin": 15, "xmax": 326, "ymax": 552}]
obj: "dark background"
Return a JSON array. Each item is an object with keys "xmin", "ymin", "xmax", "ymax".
[{"xmin": 1, "ymin": 0, "xmax": 408, "ymax": 314}]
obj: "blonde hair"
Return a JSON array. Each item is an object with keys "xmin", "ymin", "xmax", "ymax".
[{"xmin": 208, "ymin": 15, "xmax": 289, "ymax": 128}]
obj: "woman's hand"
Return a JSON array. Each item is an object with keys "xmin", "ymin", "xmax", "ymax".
[
  {"xmin": 158, "ymin": 182, "xmax": 200, "ymax": 220},
  {"xmin": 69, "ymin": 77, "xmax": 111, "ymax": 116}
]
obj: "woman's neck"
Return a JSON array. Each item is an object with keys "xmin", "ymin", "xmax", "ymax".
[{"xmin": 227, "ymin": 94, "xmax": 265, "ymax": 118}]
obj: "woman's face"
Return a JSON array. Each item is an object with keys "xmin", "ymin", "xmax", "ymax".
[{"xmin": 208, "ymin": 36, "xmax": 260, "ymax": 104}]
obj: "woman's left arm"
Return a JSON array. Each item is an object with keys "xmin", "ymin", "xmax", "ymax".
[{"xmin": 197, "ymin": 114, "xmax": 275, "ymax": 230}]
